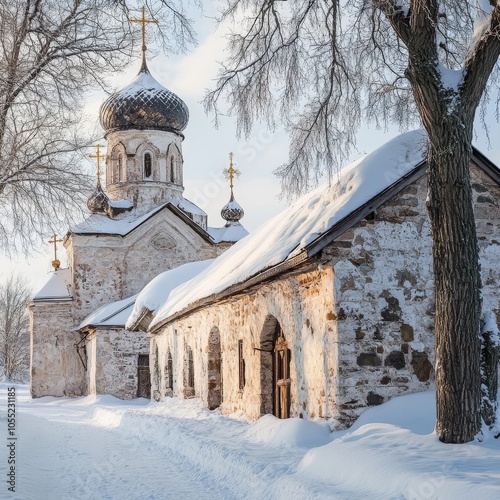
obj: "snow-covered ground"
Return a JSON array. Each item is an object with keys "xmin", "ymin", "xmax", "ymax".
[{"xmin": 0, "ymin": 385, "xmax": 499, "ymax": 499}]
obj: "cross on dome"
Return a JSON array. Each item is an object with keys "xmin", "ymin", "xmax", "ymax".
[
  {"xmin": 48, "ymin": 233, "xmax": 63, "ymax": 271},
  {"xmin": 221, "ymin": 153, "xmax": 244, "ymax": 224},
  {"xmin": 87, "ymin": 144, "xmax": 109, "ymax": 214},
  {"xmin": 129, "ymin": 6, "xmax": 159, "ymax": 68},
  {"xmin": 89, "ymin": 144, "xmax": 105, "ymax": 187},
  {"xmin": 223, "ymin": 152, "xmax": 241, "ymax": 196}
]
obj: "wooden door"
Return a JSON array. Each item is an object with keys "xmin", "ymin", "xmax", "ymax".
[
  {"xmin": 137, "ymin": 354, "xmax": 151, "ymax": 399},
  {"xmin": 273, "ymin": 333, "xmax": 291, "ymax": 419}
]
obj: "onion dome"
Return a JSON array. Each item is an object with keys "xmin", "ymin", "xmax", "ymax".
[
  {"xmin": 99, "ymin": 62, "xmax": 189, "ymax": 135},
  {"xmin": 87, "ymin": 182, "xmax": 109, "ymax": 213},
  {"xmin": 221, "ymin": 193, "xmax": 244, "ymax": 223}
]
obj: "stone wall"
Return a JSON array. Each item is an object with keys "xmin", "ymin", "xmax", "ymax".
[
  {"xmin": 29, "ymin": 300, "xmax": 85, "ymax": 397},
  {"xmin": 86, "ymin": 328, "xmax": 150, "ymax": 399},
  {"xmin": 105, "ymin": 129, "xmax": 185, "ymax": 210},
  {"xmin": 149, "ymin": 163, "xmax": 499, "ymax": 427},
  {"xmin": 150, "ymin": 268, "xmax": 337, "ymax": 421},
  {"xmin": 323, "ymin": 164, "xmax": 500, "ymax": 426},
  {"xmin": 71, "ymin": 209, "xmax": 217, "ymax": 323}
]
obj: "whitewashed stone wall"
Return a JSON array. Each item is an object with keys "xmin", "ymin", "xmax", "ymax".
[
  {"xmin": 150, "ymin": 163, "xmax": 499, "ymax": 426},
  {"xmin": 71, "ymin": 210, "xmax": 218, "ymax": 323},
  {"xmin": 29, "ymin": 301, "xmax": 85, "ymax": 397},
  {"xmin": 86, "ymin": 328, "xmax": 149, "ymax": 399},
  {"xmin": 105, "ymin": 129, "xmax": 185, "ymax": 210},
  {"xmin": 150, "ymin": 268, "xmax": 337, "ymax": 421},
  {"xmin": 323, "ymin": 164, "xmax": 500, "ymax": 426},
  {"xmin": 31, "ymin": 209, "xmax": 217, "ymax": 399}
]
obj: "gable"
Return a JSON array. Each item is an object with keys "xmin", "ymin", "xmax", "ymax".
[{"xmin": 70, "ymin": 202, "xmax": 213, "ymax": 243}]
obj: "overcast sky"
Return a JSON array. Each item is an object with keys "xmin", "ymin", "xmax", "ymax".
[{"xmin": 3, "ymin": 4, "xmax": 500, "ymax": 293}]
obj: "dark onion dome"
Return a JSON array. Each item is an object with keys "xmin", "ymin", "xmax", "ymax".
[
  {"xmin": 87, "ymin": 182, "xmax": 109, "ymax": 213},
  {"xmin": 221, "ymin": 193, "xmax": 244, "ymax": 223},
  {"xmin": 99, "ymin": 63, "xmax": 189, "ymax": 134}
]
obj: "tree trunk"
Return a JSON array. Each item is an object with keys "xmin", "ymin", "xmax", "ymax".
[
  {"xmin": 480, "ymin": 311, "xmax": 500, "ymax": 428},
  {"xmin": 426, "ymin": 119, "xmax": 482, "ymax": 443}
]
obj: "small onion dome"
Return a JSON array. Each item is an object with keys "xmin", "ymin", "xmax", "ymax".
[
  {"xmin": 87, "ymin": 183, "xmax": 109, "ymax": 213},
  {"xmin": 221, "ymin": 193, "xmax": 244, "ymax": 223},
  {"xmin": 99, "ymin": 63, "xmax": 189, "ymax": 135}
]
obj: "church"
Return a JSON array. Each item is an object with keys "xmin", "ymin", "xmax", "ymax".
[
  {"xmin": 29, "ymin": 46, "xmax": 248, "ymax": 399},
  {"xmin": 127, "ymin": 130, "xmax": 500, "ymax": 427},
  {"xmin": 29, "ymin": 11, "xmax": 500, "ymax": 427}
]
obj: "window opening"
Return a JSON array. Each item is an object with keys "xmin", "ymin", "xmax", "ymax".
[
  {"xmin": 187, "ymin": 347, "xmax": 194, "ymax": 388},
  {"xmin": 238, "ymin": 340, "xmax": 245, "ymax": 390},
  {"xmin": 166, "ymin": 350, "xmax": 173, "ymax": 390},
  {"xmin": 170, "ymin": 156, "xmax": 175, "ymax": 183},
  {"xmin": 144, "ymin": 152, "xmax": 152, "ymax": 178}
]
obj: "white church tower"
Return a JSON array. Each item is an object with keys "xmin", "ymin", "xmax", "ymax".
[
  {"xmin": 29, "ymin": 7, "xmax": 248, "ymax": 400},
  {"xmin": 99, "ymin": 59, "xmax": 189, "ymax": 211}
]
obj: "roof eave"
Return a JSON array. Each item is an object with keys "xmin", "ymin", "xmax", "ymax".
[
  {"xmin": 69, "ymin": 203, "xmax": 215, "ymax": 244},
  {"xmin": 149, "ymin": 150, "xmax": 500, "ymax": 333},
  {"xmin": 148, "ymin": 251, "xmax": 310, "ymax": 333}
]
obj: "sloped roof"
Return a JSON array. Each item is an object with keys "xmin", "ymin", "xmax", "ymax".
[
  {"xmin": 149, "ymin": 130, "xmax": 431, "ymax": 329},
  {"xmin": 70, "ymin": 200, "xmax": 214, "ymax": 244},
  {"xmin": 207, "ymin": 223, "xmax": 249, "ymax": 243},
  {"xmin": 71, "ymin": 204, "xmax": 166, "ymax": 235},
  {"xmin": 78, "ymin": 295, "xmax": 138, "ymax": 330},
  {"xmin": 148, "ymin": 129, "xmax": 500, "ymax": 331},
  {"xmin": 126, "ymin": 259, "xmax": 215, "ymax": 331},
  {"xmin": 33, "ymin": 269, "xmax": 72, "ymax": 301}
]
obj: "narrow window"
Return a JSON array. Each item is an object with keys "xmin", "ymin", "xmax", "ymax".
[
  {"xmin": 117, "ymin": 153, "xmax": 123, "ymax": 182},
  {"xmin": 238, "ymin": 340, "xmax": 245, "ymax": 390},
  {"xmin": 188, "ymin": 347, "xmax": 194, "ymax": 388},
  {"xmin": 170, "ymin": 156, "xmax": 175, "ymax": 183},
  {"xmin": 166, "ymin": 350, "xmax": 173, "ymax": 390},
  {"xmin": 144, "ymin": 152, "xmax": 152, "ymax": 178}
]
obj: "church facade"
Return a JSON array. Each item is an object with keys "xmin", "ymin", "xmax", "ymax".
[
  {"xmin": 29, "ymin": 57, "xmax": 247, "ymax": 399},
  {"xmin": 133, "ymin": 131, "xmax": 500, "ymax": 427}
]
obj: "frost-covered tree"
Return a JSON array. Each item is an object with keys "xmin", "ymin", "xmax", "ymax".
[
  {"xmin": 0, "ymin": 0, "xmax": 197, "ymax": 254},
  {"xmin": 206, "ymin": 0, "xmax": 500, "ymax": 443},
  {"xmin": 0, "ymin": 274, "xmax": 31, "ymax": 382}
]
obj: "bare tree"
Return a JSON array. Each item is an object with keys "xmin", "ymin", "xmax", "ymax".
[
  {"xmin": 0, "ymin": 0, "xmax": 198, "ymax": 255},
  {"xmin": 206, "ymin": 0, "xmax": 500, "ymax": 443},
  {"xmin": 0, "ymin": 274, "xmax": 31, "ymax": 382}
]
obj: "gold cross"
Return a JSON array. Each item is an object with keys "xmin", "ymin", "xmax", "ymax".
[
  {"xmin": 48, "ymin": 233, "xmax": 63, "ymax": 271},
  {"xmin": 223, "ymin": 152, "xmax": 241, "ymax": 193},
  {"xmin": 130, "ymin": 6, "xmax": 159, "ymax": 64},
  {"xmin": 89, "ymin": 145, "xmax": 105, "ymax": 186}
]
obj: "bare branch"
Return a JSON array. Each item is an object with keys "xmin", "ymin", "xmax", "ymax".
[{"xmin": 0, "ymin": 0, "xmax": 198, "ymax": 255}]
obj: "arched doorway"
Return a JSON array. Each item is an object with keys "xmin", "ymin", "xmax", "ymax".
[
  {"xmin": 207, "ymin": 326, "xmax": 222, "ymax": 410},
  {"xmin": 259, "ymin": 316, "xmax": 291, "ymax": 418}
]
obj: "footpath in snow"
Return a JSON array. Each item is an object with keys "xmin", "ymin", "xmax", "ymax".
[{"xmin": 0, "ymin": 385, "xmax": 499, "ymax": 500}]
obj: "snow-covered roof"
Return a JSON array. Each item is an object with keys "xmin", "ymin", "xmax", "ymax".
[
  {"xmin": 71, "ymin": 204, "xmax": 166, "ymax": 236},
  {"xmin": 33, "ymin": 269, "xmax": 72, "ymax": 301},
  {"xmin": 126, "ymin": 260, "xmax": 214, "ymax": 330},
  {"xmin": 177, "ymin": 197, "xmax": 207, "ymax": 217},
  {"xmin": 71, "ymin": 197, "xmax": 212, "ymax": 239},
  {"xmin": 108, "ymin": 199, "xmax": 134, "ymax": 209},
  {"xmin": 150, "ymin": 130, "xmax": 428, "ymax": 329},
  {"xmin": 208, "ymin": 223, "xmax": 249, "ymax": 243},
  {"xmin": 78, "ymin": 295, "xmax": 138, "ymax": 330}
]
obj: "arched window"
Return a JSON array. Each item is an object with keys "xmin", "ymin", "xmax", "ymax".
[
  {"xmin": 166, "ymin": 350, "xmax": 173, "ymax": 390},
  {"xmin": 187, "ymin": 347, "xmax": 194, "ymax": 389},
  {"xmin": 144, "ymin": 152, "xmax": 152, "ymax": 179},
  {"xmin": 170, "ymin": 156, "xmax": 175, "ymax": 183},
  {"xmin": 117, "ymin": 153, "xmax": 123, "ymax": 182}
]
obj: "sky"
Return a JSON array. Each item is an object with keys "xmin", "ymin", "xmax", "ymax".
[{"xmin": 2, "ymin": 3, "xmax": 500, "ymax": 294}]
